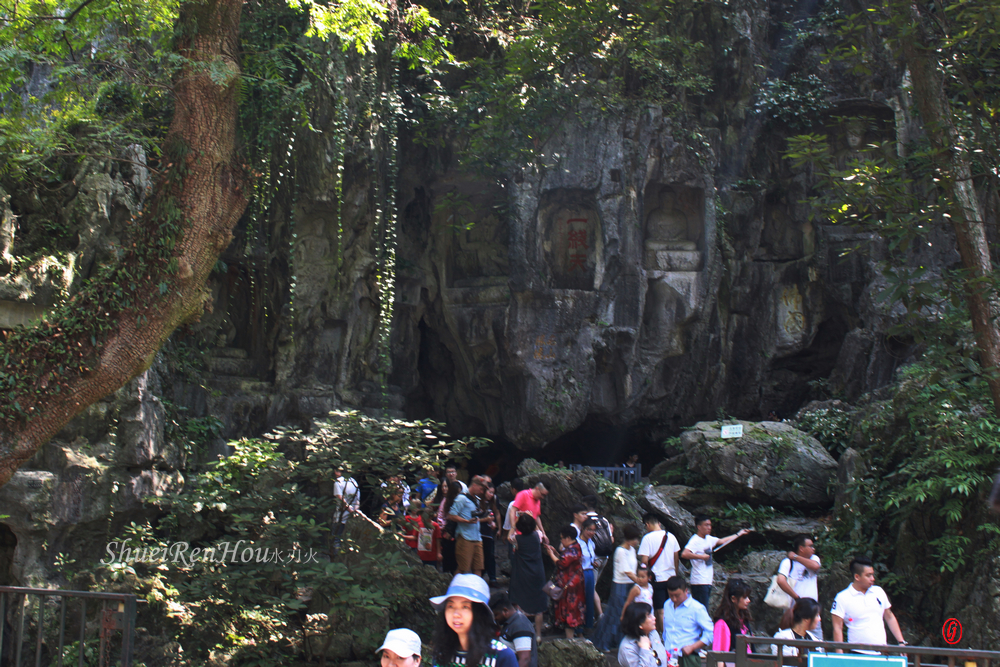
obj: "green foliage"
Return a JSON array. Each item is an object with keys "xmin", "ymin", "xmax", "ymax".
[
  {"xmin": 413, "ymin": 0, "xmax": 712, "ymax": 171},
  {"xmin": 720, "ymin": 501, "xmax": 776, "ymax": 529},
  {"xmin": 163, "ymin": 400, "xmax": 223, "ymax": 460},
  {"xmin": 0, "ymin": 0, "xmax": 182, "ymax": 181},
  {"xmin": 110, "ymin": 411, "xmax": 488, "ymax": 664},
  {"xmin": 289, "ymin": 0, "xmax": 449, "ymax": 67},
  {"xmin": 827, "ymin": 359, "xmax": 1000, "ymax": 573},
  {"xmin": 755, "ymin": 74, "xmax": 830, "ymax": 129},
  {"xmin": 51, "ymin": 639, "xmax": 102, "ymax": 667},
  {"xmin": 796, "ymin": 406, "xmax": 853, "ymax": 458}
]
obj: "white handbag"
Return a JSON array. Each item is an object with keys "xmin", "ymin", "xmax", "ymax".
[{"xmin": 764, "ymin": 573, "xmax": 793, "ymax": 609}]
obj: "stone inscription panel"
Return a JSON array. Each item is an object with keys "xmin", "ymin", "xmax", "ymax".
[
  {"xmin": 435, "ymin": 182, "xmax": 510, "ymax": 288},
  {"xmin": 533, "ymin": 334, "xmax": 557, "ymax": 361},
  {"xmin": 539, "ymin": 189, "xmax": 601, "ymax": 291}
]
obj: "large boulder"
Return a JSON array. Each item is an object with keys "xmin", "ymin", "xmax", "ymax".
[
  {"xmin": 538, "ymin": 638, "xmax": 605, "ymax": 667},
  {"xmin": 638, "ymin": 485, "xmax": 697, "ymax": 543},
  {"xmin": 759, "ymin": 516, "xmax": 828, "ymax": 544},
  {"xmin": 730, "ymin": 550, "xmax": 788, "ymax": 635},
  {"xmin": 681, "ymin": 421, "xmax": 837, "ymax": 507}
]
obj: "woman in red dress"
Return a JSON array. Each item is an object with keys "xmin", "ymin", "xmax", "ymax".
[{"xmin": 546, "ymin": 525, "xmax": 585, "ymax": 637}]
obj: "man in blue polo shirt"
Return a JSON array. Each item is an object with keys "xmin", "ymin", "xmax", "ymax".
[
  {"xmin": 661, "ymin": 576, "xmax": 713, "ymax": 667},
  {"xmin": 448, "ymin": 475, "xmax": 488, "ymax": 577}
]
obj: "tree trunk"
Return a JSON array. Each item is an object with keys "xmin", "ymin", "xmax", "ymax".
[
  {"xmin": 0, "ymin": 0, "xmax": 248, "ymax": 487},
  {"xmin": 900, "ymin": 8, "xmax": 1000, "ymax": 415}
]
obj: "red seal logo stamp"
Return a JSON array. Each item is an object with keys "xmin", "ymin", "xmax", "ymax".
[{"xmin": 942, "ymin": 618, "xmax": 962, "ymax": 645}]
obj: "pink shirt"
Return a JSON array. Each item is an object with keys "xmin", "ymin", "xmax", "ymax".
[
  {"xmin": 512, "ymin": 489, "xmax": 541, "ymax": 518},
  {"xmin": 712, "ymin": 619, "xmax": 750, "ymax": 653}
]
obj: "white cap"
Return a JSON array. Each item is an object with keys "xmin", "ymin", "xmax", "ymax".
[{"xmin": 377, "ymin": 628, "xmax": 422, "ymax": 658}]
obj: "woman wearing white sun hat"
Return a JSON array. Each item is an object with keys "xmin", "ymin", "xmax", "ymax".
[
  {"xmin": 377, "ymin": 628, "xmax": 423, "ymax": 667},
  {"xmin": 429, "ymin": 574, "xmax": 518, "ymax": 667}
]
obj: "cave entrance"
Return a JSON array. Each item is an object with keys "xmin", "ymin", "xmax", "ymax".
[
  {"xmin": 538, "ymin": 417, "xmax": 662, "ymax": 471},
  {"xmin": 0, "ymin": 524, "xmax": 16, "ymax": 586},
  {"xmin": 454, "ymin": 420, "xmax": 664, "ymax": 486}
]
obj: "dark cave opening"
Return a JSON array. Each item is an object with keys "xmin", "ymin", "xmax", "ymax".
[
  {"xmin": 761, "ymin": 315, "xmax": 850, "ymax": 418},
  {"xmin": 458, "ymin": 417, "xmax": 665, "ymax": 486}
]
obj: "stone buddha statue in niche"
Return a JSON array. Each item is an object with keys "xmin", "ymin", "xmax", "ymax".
[
  {"xmin": 835, "ymin": 117, "xmax": 875, "ymax": 169},
  {"xmin": 644, "ymin": 188, "xmax": 701, "ymax": 271}
]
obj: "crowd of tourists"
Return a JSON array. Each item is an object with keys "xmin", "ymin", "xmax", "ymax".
[
  {"xmin": 368, "ymin": 464, "xmax": 1000, "ymax": 667},
  {"xmin": 374, "ymin": 551, "xmax": 906, "ymax": 667},
  {"xmin": 336, "ymin": 464, "xmax": 914, "ymax": 667}
]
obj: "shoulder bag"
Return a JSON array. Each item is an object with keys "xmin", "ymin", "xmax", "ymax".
[
  {"xmin": 764, "ymin": 559, "xmax": 793, "ymax": 608},
  {"xmin": 542, "ymin": 577, "xmax": 564, "ymax": 600},
  {"xmin": 646, "ymin": 533, "xmax": 669, "ymax": 582}
]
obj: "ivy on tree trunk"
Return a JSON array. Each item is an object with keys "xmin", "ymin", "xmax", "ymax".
[{"xmin": 0, "ymin": 0, "xmax": 248, "ymax": 487}]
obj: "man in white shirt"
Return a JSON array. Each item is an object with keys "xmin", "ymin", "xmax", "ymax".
[
  {"xmin": 332, "ymin": 466, "xmax": 360, "ymax": 551},
  {"xmin": 777, "ymin": 535, "xmax": 821, "ymax": 603},
  {"xmin": 445, "ymin": 463, "xmax": 469, "ymax": 494},
  {"xmin": 681, "ymin": 514, "xmax": 751, "ymax": 608},
  {"xmin": 831, "ymin": 556, "xmax": 906, "ymax": 653},
  {"xmin": 637, "ymin": 513, "xmax": 680, "ymax": 633}
]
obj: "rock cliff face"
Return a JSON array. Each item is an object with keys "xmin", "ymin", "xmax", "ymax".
[
  {"xmin": 0, "ymin": 0, "xmax": 961, "ymax": 611},
  {"xmin": 0, "ymin": 0, "xmax": 928, "ymax": 456},
  {"xmin": 265, "ymin": 3, "xmax": 923, "ymax": 451}
]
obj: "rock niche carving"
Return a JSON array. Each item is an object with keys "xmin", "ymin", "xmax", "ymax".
[
  {"xmin": 451, "ymin": 212, "xmax": 509, "ymax": 287},
  {"xmin": 643, "ymin": 185, "xmax": 704, "ymax": 272},
  {"xmin": 538, "ymin": 189, "xmax": 601, "ymax": 291},
  {"xmin": 437, "ymin": 184, "xmax": 510, "ymax": 290},
  {"xmin": 776, "ymin": 284, "xmax": 808, "ymax": 351}
]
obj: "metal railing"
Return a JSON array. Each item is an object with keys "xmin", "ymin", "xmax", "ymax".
[
  {"xmin": 0, "ymin": 586, "xmax": 136, "ymax": 667},
  {"xmin": 569, "ymin": 464, "xmax": 642, "ymax": 485},
  {"xmin": 704, "ymin": 635, "xmax": 1000, "ymax": 667}
]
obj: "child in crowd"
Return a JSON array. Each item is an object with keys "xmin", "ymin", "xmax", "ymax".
[
  {"xmin": 620, "ymin": 564, "xmax": 654, "ymax": 619},
  {"xmin": 403, "ymin": 501, "xmax": 424, "ymax": 551},
  {"xmin": 418, "ymin": 509, "xmax": 442, "ymax": 569}
]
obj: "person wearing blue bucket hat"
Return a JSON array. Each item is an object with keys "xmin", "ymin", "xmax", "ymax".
[{"xmin": 429, "ymin": 574, "xmax": 518, "ymax": 667}]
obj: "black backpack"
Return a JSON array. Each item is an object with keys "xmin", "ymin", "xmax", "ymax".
[{"xmin": 591, "ymin": 514, "xmax": 614, "ymax": 557}]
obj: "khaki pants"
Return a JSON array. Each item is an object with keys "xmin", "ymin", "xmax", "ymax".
[{"xmin": 455, "ymin": 537, "xmax": 484, "ymax": 573}]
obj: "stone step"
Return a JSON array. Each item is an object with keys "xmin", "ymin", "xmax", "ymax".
[
  {"xmin": 208, "ymin": 356, "xmax": 256, "ymax": 376},
  {"xmin": 213, "ymin": 347, "xmax": 249, "ymax": 359},
  {"xmin": 205, "ymin": 376, "xmax": 272, "ymax": 395}
]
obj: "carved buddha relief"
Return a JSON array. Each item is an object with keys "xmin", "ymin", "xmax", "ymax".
[
  {"xmin": 452, "ymin": 212, "xmax": 509, "ymax": 284},
  {"xmin": 643, "ymin": 185, "xmax": 703, "ymax": 272}
]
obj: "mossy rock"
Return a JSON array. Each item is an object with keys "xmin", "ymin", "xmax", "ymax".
[{"xmin": 538, "ymin": 638, "xmax": 605, "ymax": 667}]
